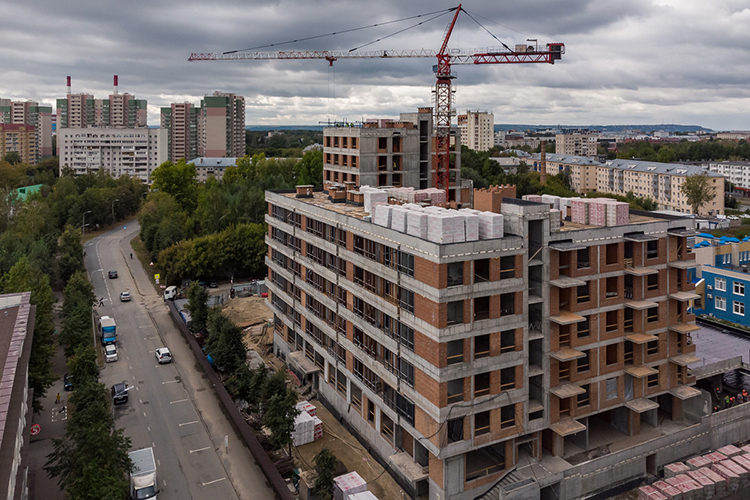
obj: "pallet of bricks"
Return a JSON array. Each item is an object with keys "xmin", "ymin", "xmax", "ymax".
[
  {"xmin": 334, "ymin": 471, "xmax": 369, "ymax": 500},
  {"xmin": 292, "ymin": 400, "xmax": 323, "ymax": 446},
  {"xmin": 639, "ymin": 443, "xmax": 750, "ymax": 499}
]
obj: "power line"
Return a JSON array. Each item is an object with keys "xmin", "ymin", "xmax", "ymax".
[{"xmin": 225, "ymin": 8, "xmax": 456, "ymax": 54}]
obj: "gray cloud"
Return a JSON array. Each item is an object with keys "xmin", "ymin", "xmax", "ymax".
[{"xmin": 1, "ymin": 0, "xmax": 748, "ymax": 130}]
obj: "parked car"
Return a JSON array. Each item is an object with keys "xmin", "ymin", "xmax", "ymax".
[
  {"xmin": 120, "ymin": 291, "xmax": 131, "ymax": 302},
  {"xmin": 155, "ymin": 347, "xmax": 172, "ymax": 364},
  {"xmin": 208, "ymin": 281, "xmax": 218, "ymax": 288},
  {"xmin": 111, "ymin": 383, "xmax": 129, "ymax": 404},
  {"xmin": 105, "ymin": 344, "xmax": 118, "ymax": 363},
  {"xmin": 63, "ymin": 373, "xmax": 73, "ymax": 391},
  {"xmin": 108, "ymin": 270, "xmax": 118, "ymax": 279}
]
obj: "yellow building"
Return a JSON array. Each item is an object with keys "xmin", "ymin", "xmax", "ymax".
[{"xmin": 0, "ymin": 124, "xmax": 36, "ymax": 164}]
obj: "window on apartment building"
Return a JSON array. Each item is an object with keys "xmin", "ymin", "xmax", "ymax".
[
  {"xmin": 474, "ymin": 296, "xmax": 490, "ymax": 321},
  {"xmin": 474, "ymin": 372, "xmax": 490, "ymax": 398},
  {"xmin": 399, "ymin": 359, "xmax": 415, "ymax": 387},
  {"xmin": 447, "ymin": 340, "xmax": 464, "ymax": 365},
  {"xmin": 606, "ymin": 377, "xmax": 618, "ymax": 400},
  {"xmin": 474, "ymin": 411, "xmax": 490, "ymax": 436},
  {"xmin": 447, "ymin": 262, "xmax": 464, "ymax": 287},
  {"xmin": 716, "ymin": 296, "xmax": 727, "ymax": 311},
  {"xmin": 399, "ymin": 288, "xmax": 415, "ymax": 314},
  {"xmin": 647, "ymin": 273, "xmax": 659, "ymax": 291},
  {"xmin": 647, "ymin": 373, "xmax": 659, "ymax": 389},
  {"xmin": 447, "ymin": 301, "xmax": 464, "ymax": 325},
  {"xmin": 500, "ymin": 293, "xmax": 515, "ymax": 316},
  {"xmin": 577, "ymin": 384, "xmax": 591, "ymax": 407},
  {"xmin": 500, "ymin": 367, "xmax": 516, "ymax": 391},
  {"xmin": 577, "ymin": 247, "xmax": 590, "ymax": 269},
  {"xmin": 647, "ymin": 306, "xmax": 659, "ymax": 323},
  {"xmin": 447, "ymin": 417, "xmax": 464, "ymax": 443},
  {"xmin": 475, "ymin": 335, "xmax": 490, "ymax": 359},
  {"xmin": 474, "ymin": 258, "xmax": 490, "ymax": 282},
  {"xmin": 500, "ymin": 256, "xmax": 516, "ymax": 279},
  {"xmin": 734, "ymin": 282, "xmax": 745, "ymax": 296},
  {"xmin": 606, "ymin": 343, "xmax": 618, "ymax": 365},
  {"xmin": 646, "ymin": 240, "xmax": 659, "ymax": 259},
  {"xmin": 500, "ymin": 329, "xmax": 516, "ymax": 353},
  {"xmin": 577, "ymin": 318, "xmax": 591, "ymax": 338},
  {"xmin": 606, "ymin": 276, "xmax": 618, "ymax": 298},
  {"xmin": 398, "ymin": 251, "xmax": 415, "ymax": 277},
  {"xmin": 578, "ymin": 350, "xmax": 591, "ymax": 372},
  {"xmin": 734, "ymin": 301, "xmax": 745, "ymax": 316},
  {"xmin": 447, "ymin": 378, "xmax": 464, "ymax": 404},
  {"xmin": 606, "ymin": 243, "xmax": 618, "ymax": 265},
  {"xmin": 577, "ymin": 282, "xmax": 590, "ymax": 303},
  {"xmin": 500, "ymin": 405, "xmax": 515, "ymax": 429},
  {"xmin": 647, "ymin": 338, "xmax": 659, "ymax": 356}
]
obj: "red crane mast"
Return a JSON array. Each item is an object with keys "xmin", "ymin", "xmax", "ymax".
[{"xmin": 189, "ymin": 5, "xmax": 564, "ymax": 198}]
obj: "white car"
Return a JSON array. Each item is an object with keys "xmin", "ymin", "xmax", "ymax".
[
  {"xmin": 120, "ymin": 291, "xmax": 131, "ymax": 302},
  {"xmin": 105, "ymin": 344, "xmax": 118, "ymax": 363},
  {"xmin": 155, "ymin": 347, "xmax": 172, "ymax": 364}
]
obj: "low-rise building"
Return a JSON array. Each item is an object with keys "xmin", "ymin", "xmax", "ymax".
[{"xmin": 188, "ymin": 157, "xmax": 238, "ymax": 181}]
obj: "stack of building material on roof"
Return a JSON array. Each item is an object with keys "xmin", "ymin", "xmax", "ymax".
[
  {"xmin": 686, "ymin": 470, "xmax": 715, "ymax": 498},
  {"xmin": 387, "ymin": 187, "xmax": 414, "ymax": 203},
  {"xmin": 637, "ymin": 485, "xmax": 667, "ymax": 500},
  {"xmin": 424, "ymin": 206, "xmax": 446, "ymax": 213},
  {"xmin": 478, "ymin": 212, "xmax": 504, "ymax": 240},
  {"xmin": 522, "ymin": 194, "xmax": 543, "ymax": 203},
  {"xmin": 742, "ymin": 444, "xmax": 750, "ymax": 454},
  {"xmin": 412, "ymin": 190, "xmax": 430, "ymax": 204},
  {"xmin": 588, "ymin": 199, "xmax": 608, "ymax": 227},
  {"xmin": 550, "ymin": 209, "xmax": 561, "ymax": 232},
  {"xmin": 452, "ymin": 213, "xmax": 466, "ymax": 243},
  {"xmin": 666, "ymin": 474, "xmax": 705, "ymax": 499},
  {"xmin": 686, "ymin": 455, "xmax": 712, "ymax": 470},
  {"xmin": 424, "ymin": 188, "xmax": 446, "ymax": 205},
  {"xmin": 348, "ymin": 492, "xmax": 379, "ymax": 500},
  {"xmin": 664, "ymin": 462, "xmax": 691, "ymax": 478},
  {"xmin": 391, "ymin": 206, "xmax": 408, "ymax": 232},
  {"xmin": 459, "ymin": 208, "xmax": 481, "ymax": 215},
  {"xmin": 705, "ymin": 451, "xmax": 729, "ymax": 464},
  {"xmin": 403, "ymin": 203, "xmax": 423, "ymax": 211},
  {"xmin": 700, "ymin": 467, "xmax": 727, "ymax": 496},
  {"xmin": 333, "ymin": 472, "xmax": 368, "ymax": 500},
  {"xmin": 312, "ymin": 416, "xmax": 323, "ymax": 441},
  {"xmin": 606, "ymin": 201, "xmax": 630, "ymax": 226},
  {"xmin": 372, "ymin": 204, "xmax": 392, "ymax": 228},
  {"xmin": 711, "ymin": 462, "xmax": 740, "ymax": 493},
  {"xmin": 652, "ymin": 480, "xmax": 682, "ymax": 500},
  {"xmin": 407, "ymin": 210, "xmax": 429, "ymax": 239},
  {"xmin": 560, "ymin": 197, "xmax": 580, "ymax": 219},
  {"xmin": 541, "ymin": 194, "xmax": 561, "ymax": 210},
  {"xmin": 571, "ymin": 199, "xmax": 590, "ymax": 224},
  {"xmin": 292, "ymin": 410, "xmax": 316, "ymax": 446},
  {"xmin": 462, "ymin": 213, "xmax": 479, "ymax": 241},
  {"xmin": 363, "ymin": 188, "xmax": 387, "ymax": 213},
  {"xmin": 296, "ymin": 400, "xmax": 317, "ymax": 417},
  {"xmin": 722, "ymin": 459, "xmax": 750, "ymax": 488},
  {"xmin": 427, "ymin": 213, "xmax": 454, "ymax": 244},
  {"xmin": 718, "ymin": 445, "xmax": 743, "ymax": 457}
]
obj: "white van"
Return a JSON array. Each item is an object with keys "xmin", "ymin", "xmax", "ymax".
[
  {"xmin": 105, "ymin": 344, "xmax": 118, "ymax": 363},
  {"xmin": 164, "ymin": 286, "xmax": 177, "ymax": 301}
]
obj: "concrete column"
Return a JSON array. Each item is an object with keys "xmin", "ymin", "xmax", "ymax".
[
  {"xmin": 672, "ymin": 396, "xmax": 684, "ymax": 421},
  {"xmin": 627, "ymin": 409, "xmax": 641, "ymax": 436},
  {"xmin": 551, "ymin": 432, "xmax": 565, "ymax": 457}
]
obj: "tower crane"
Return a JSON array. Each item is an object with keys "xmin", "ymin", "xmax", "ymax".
[{"xmin": 189, "ymin": 4, "xmax": 564, "ymax": 198}]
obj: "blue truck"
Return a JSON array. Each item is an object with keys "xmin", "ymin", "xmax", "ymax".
[{"xmin": 98, "ymin": 316, "xmax": 117, "ymax": 345}]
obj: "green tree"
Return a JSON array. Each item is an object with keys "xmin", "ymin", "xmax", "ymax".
[
  {"xmin": 681, "ymin": 172, "xmax": 718, "ymax": 215},
  {"xmin": 205, "ymin": 309, "xmax": 246, "ymax": 373},
  {"xmin": 314, "ymin": 448, "xmax": 339, "ymax": 500},
  {"xmin": 2, "ymin": 257, "xmax": 57, "ymax": 413},
  {"xmin": 4, "ymin": 151, "xmax": 22, "ymax": 165},
  {"xmin": 657, "ymin": 146, "xmax": 677, "ymax": 163},
  {"xmin": 296, "ymin": 150, "xmax": 324, "ymax": 187},
  {"xmin": 151, "ymin": 160, "xmax": 199, "ymax": 213},
  {"xmin": 59, "ymin": 223, "xmax": 85, "ymax": 284},
  {"xmin": 186, "ymin": 281, "xmax": 209, "ymax": 333},
  {"xmin": 263, "ymin": 386, "xmax": 299, "ymax": 453}
]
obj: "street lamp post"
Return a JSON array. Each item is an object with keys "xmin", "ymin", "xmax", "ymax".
[
  {"xmin": 111, "ymin": 199, "xmax": 120, "ymax": 224},
  {"xmin": 82, "ymin": 210, "xmax": 92, "ymax": 235}
]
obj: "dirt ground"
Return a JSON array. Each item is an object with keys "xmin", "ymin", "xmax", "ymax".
[
  {"xmin": 291, "ymin": 399, "xmax": 406, "ymax": 500},
  {"xmin": 222, "ymin": 296, "xmax": 272, "ymax": 328}
]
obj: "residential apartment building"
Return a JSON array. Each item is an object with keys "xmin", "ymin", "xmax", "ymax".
[
  {"xmin": 0, "ymin": 292, "xmax": 35, "ymax": 500},
  {"xmin": 0, "ymin": 99, "xmax": 53, "ymax": 163},
  {"xmin": 188, "ymin": 157, "xmax": 238, "ymax": 181},
  {"xmin": 457, "ymin": 110, "xmax": 494, "ymax": 152},
  {"xmin": 160, "ymin": 92, "xmax": 246, "ymax": 162},
  {"xmin": 266, "ymin": 188, "xmax": 700, "ymax": 500},
  {"xmin": 57, "ymin": 127, "xmax": 167, "ymax": 183},
  {"xmin": 715, "ymin": 132, "xmax": 749, "ymax": 141},
  {"xmin": 555, "ymin": 130, "xmax": 599, "ymax": 158},
  {"xmin": 529, "ymin": 154, "xmax": 725, "ymax": 215},
  {"xmin": 0, "ymin": 124, "xmax": 36, "ymax": 164},
  {"xmin": 56, "ymin": 76, "xmax": 147, "ymax": 130},
  {"xmin": 703, "ymin": 160, "xmax": 750, "ymax": 189},
  {"xmin": 323, "ymin": 108, "xmax": 464, "ymax": 203}
]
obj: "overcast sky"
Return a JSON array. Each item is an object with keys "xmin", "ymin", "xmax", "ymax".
[{"xmin": 2, "ymin": 0, "xmax": 749, "ymax": 130}]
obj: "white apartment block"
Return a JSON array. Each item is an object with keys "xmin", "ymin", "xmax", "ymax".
[
  {"xmin": 58, "ymin": 127, "xmax": 167, "ymax": 183},
  {"xmin": 457, "ymin": 110, "xmax": 494, "ymax": 151},
  {"xmin": 703, "ymin": 161, "xmax": 750, "ymax": 189},
  {"xmin": 555, "ymin": 131, "xmax": 599, "ymax": 158}
]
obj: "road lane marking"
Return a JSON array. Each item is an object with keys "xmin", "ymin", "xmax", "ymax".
[
  {"xmin": 190, "ymin": 447, "xmax": 211, "ymax": 454},
  {"xmin": 163, "ymin": 480, "xmax": 166, "ymax": 487},
  {"xmin": 202, "ymin": 478, "xmax": 226, "ymax": 486},
  {"xmin": 170, "ymin": 399, "xmax": 189, "ymax": 404},
  {"xmin": 162, "ymin": 380, "xmax": 179, "ymax": 384},
  {"xmin": 148, "ymin": 427, "xmax": 150, "ymax": 432},
  {"xmin": 153, "ymin": 442, "xmax": 156, "ymax": 449},
  {"xmin": 179, "ymin": 420, "xmax": 199, "ymax": 427},
  {"xmin": 143, "ymin": 412, "xmax": 147, "ymax": 417},
  {"xmin": 139, "ymin": 399, "xmax": 143, "ymax": 404},
  {"xmin": 157, "ymin": 459, "xmax": 160, "ymax": 466},
  {"xmin": 139, "ymin": 326, "xmax": 152, "ymax": 329}
]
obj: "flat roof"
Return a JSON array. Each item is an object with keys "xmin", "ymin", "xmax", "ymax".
[{"xmin": 691, "ymin": 323, "xmax": 750, "ymax": 367}]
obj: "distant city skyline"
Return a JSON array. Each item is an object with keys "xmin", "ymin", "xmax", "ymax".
[{"xmin": 2, "ymin": 0, "xmax": 749, "ymax": 130}]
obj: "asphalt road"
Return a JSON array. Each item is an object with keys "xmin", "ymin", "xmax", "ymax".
[{"xmin": 84, "ymin": 222, "xmax": 275, "ymax": 500}]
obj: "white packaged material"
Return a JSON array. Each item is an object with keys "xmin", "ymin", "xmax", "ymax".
[
  {"xmin": 334, "ymin": 472, "xmax": 368, "ymax": 500},
  {"xmin": 292, "ymin": 411, "xmax": 316, "ymax": 446},
  {"xmin": 459, "ymin": 208, "xmax": 481, "ymax": 214},
  {"xmin": 452, "ymin": 213, "xmax": 466, "ymax": 243},
  {"xmin": 550, "ymin": 209, "xmax": 561, "ymax": 232},
  {"xmin": 364, "ymin": 189, "xmax": 387, "ymax": 213},
  {"xmin": 542, "ymin": 194, "xmax": 561, "ymax": 210},
  {"xmin": 427, "ymin": 214, "xmax": 454, "ymax": 244},
  {"xmin": 462, "ymin": 213, "xmax": 479, "ymax": 241},
  {"xmin": 372, "ymin": 204, "xmax": 392, "ymax": 228},
  {"xmin": 424, "ymin": 206, "xmax": 446, "ymax": 213},
  {"xmin": 391, "ymin": 206, "xmax": 408, "ymax": 232},
  {"xmin": 348, "ymin": 493, "xmax": 379, "ymax": 500},
  {"xmin": 478, "ymin": 212, "xmax": 504, "ymax": 239},
  {"xmin": 407, "ymin": 210, "xmax": 429, "ymax": 239},
  {"xmin": 403, "ymin": 203, "xmax": 423, "ymax": 211}
]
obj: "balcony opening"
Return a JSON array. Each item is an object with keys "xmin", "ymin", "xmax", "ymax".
[
  {"xmin": 378, "ymin": 137, "xmax": 387, "ymax": 151},
  {"xmin": 559, "ymin": 361, "xmax": 571, "ymax": 381},
  {"xmin": 500, "ymin": 367, "xmax": 516, "ymax": 391},
  {"xmin": 500, "ymin": 256, "xmax": 515, "ymax": 279},
  {"xmin": 500, "ymin": 330, "xmax": 515, "ymax": 353},
  {"xmin": 606, "ymin": 343, "xmax": 618, "ymax": 365},
  {"xmin": 447, "ymin": 301, "xmax": 464, "ymax": 325},
  {"xmin": 381, "ymin": 413, "xmax": 395, "ymax": 442},
  {"xmin": 392, "ymin": 173, "xmax": 402, "ymax": 187},
  {"xmin": 647, "ymin": 273, "xmax": 658, "ymax": 291},
  {"xmin": 606, "ymin": 310, "xmax": 618, "ymax": 333},
  {"xmin": 474, "ymin": 411, "xmax": 490, "ymax": 436},
  {"xmin": 447, "ymin": 340, "xmax": 464, "ymax": 365},
  {"xmin": 501, "ymin": 404, "xmax": 515, "ymax": 429},
  {"xmin": 392, "ymin": 155, "xmax": 402, "ymax": 170},
  {"xmin": 578, "ymin": 350, "xmax": 590, "ymax": 372},
  {"xmin": 447, "ymin": 417, "xmax": 464, "ymax": 443},
  {"xmin": 559, "ymin": 397, "xmax": 571, "ymax": 417},
  {"xmin": 559, "ymin": 324, "xmax": 571, "ymax": 347},
  {"xmin": 447, "ymin": 378, "xmax": 464, "ymax": 404},
  {"xmin": 606, "ymin": 243, "xmax": 618, "ymax": 265},
  {"xmin": 624, "ymin": 308, "xmax": 634, "ymax": 333},
  {"xmin": 577, "ymin": 282, "xmax": 590, "ymax": 303},
  {"xmin": 577, "ymin": 247, "xmax": 590, "ymax": 269},
  {"xmin": 647, "ymin": 373, "xmax": 659, "ymax": 388},
  {"xmin": 393, "ymin": 137, "xmax": 402, "ymax": 153},
  {"xmin": 474, "ymin": 372, "xmax": 490, "ymax": 398},
  {"xmin": 333, "ymin": 136, "xmax": 339, "ymax": 148},
  {"xmin": 475, "ymin": 334, "xmax": 490, "ymax": 359},
  {"xmin": 559, "ymin": 250, "xmax": 571, "ymax": 276},
  {"xmin": 577, "ymin": 318, "xmax": 590, "ymax": 339},
  {"xmin": 378, "ymin": 155, "xmax": 388, "ymax": 171},
  {"xmin": 647, "ymin": 306, "xmax": 659, "ymax": 324},
  {"xmin": 350, "ymin": 384, "xmax": 363, "ymax": 412},
  {"xmin": 378, "ymin": 173, "xmax": 387, "ymax": 186},
  {"xmin": 500, "ymin": 293, "xmax": 515, "ymax": 316},
  {"xmin": 577, "ymin": 384, "xmax": 590, "ymax": 407},
  {"xmin": 624, "ymin": 341, "xmax": 634, "ymax": 365},
  {"xmin": 465, "ymin": 445, "xmax": 505, "ymax": 482},
  {"xmin": 447, "ymin": 262, "xmax": 464, "ymax": 287},
  {"xmin": 647, "ymin": 240, "xmax": 658, "ymax": 259},
  {"xmin": 647, "ymin": 338, "xmax": 659, "ymax": 356},
  {"xmin": 606, "ymin": 277, "xmax": 618, "ymax": 298},
  {"xmin": 474, "ymin": 258, "xmax": 490, "ymax": 283},
  {"xmin": 624, "ymin": 241, "xmax": 633, "ymax": 266},
  {"xmin": 474, "ymin": 296, "xmax": 490, "ymax": 321}
]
